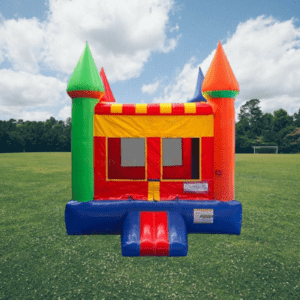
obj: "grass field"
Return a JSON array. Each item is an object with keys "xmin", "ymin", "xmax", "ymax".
[{"xmin": 0, "ymin": 153, "xmax": 299, "ymax": 299}]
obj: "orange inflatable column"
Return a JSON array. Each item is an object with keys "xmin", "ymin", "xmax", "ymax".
[{"xmin": 202, "ymin": 42, "xmax": 239, "ymax": 201}]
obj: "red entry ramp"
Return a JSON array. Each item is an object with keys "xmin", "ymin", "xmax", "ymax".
[
  {"xmin": 140, "ymin": 211, "xmax": 169, "ymax": 256},
  {"xmin": 121, "ymin": 211, "xmax": 188, "ymax": 256}
]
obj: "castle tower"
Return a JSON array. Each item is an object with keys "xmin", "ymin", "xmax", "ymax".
[
  {"xmin": 188, "ymin": 67, "xmax": 207, "ymax": 102},
  {"xmin": 202, "ymin": 41, "xmax": 239, "ymax": 201},
  {"xmin": 100, "ymin": 68, "xmax": 116, "ymax": 102},
  {"xmin": 67, "ymin": 42, "xmax": 105, "ymax": 202}
]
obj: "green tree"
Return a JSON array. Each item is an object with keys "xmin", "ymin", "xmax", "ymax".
[
  {"xmin": 293, "ymin": 108, "xmax": 300, "ymax": 127},
  {"xmin": 273, "ymin": 109, "xmax": 293, "ymax": 132},
  {"xmin": 238, "ymin": 99, "xmax": 263, "ymax": 136}
]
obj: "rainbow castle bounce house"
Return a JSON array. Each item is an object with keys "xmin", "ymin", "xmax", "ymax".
[{"xmin": 65, "ymin": 41, "xmax": 242, "ymax": 256}]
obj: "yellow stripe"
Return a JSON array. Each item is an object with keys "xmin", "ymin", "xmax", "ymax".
[
  {"xmin": 184, "ymin": 103, "xmax": 196, "ymax": 114},
  {"xmin": 94, "ymin": 115, "xmax": 214, "ymax": 138},
  {"xmin": 160, "ymin": 103, "xmax": 172, "ymax": 114},
  {"xmin": 148, "ymin": 182, "xmax": 154, "ymax": 201},
  {"xmin": 111, "ymin": 103, "xmax": 122, "ymax": 113},
  {"xmin": 135, "ymin": 104, "xmax": 147, "ymax": 114},
  {"xmin": 153, "ymin": 182, "xmax": 160, "ymax": 201}
]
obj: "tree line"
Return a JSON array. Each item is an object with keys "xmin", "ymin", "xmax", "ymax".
[
  {"xmin": 236, "ymin": 99, "xmax": 300, "ymax": 153},
  {"xmin": 0, "ymin": 99, "xmax": 300, "ymax": 153},
  {"xmin": 0, "ymin": 117, "xmax": 71, "ymax": 153}
]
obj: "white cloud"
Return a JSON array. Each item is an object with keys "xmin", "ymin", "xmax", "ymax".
[
  {"xmin": 0, "ymin": 18, "xmax": 45, "ymax": 73},
  {"xmin": 142, "ymin": 80, "xmax": 160, "ymax": 94},
  {"xmin": 58, "ymin": 105, "xmax": 71, "ymax": 120},
  {"xmin": 170, "ymin": 24, "xmax": 179, "ymax": 33},
  {"xmin": 154, "ymin": 16, "xmax": 300, "ymax": 119},
  {"xmin": 0, "ymin": 0, "xmax": 178, "ymax": 82},
  {"xmin": 0, "ymin": 69, "xmax": 67, "ymax": 120},
  {"xmin": 0, "ymin": 0, "xmax": 178, "ymax": 120},
  {"xmin": 152, "ymin": 57, "xmax": 198, "ymax": 103}
]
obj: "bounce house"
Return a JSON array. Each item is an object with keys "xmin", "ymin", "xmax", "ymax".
[{"xmin": 65, "ymin": 41, "xmax": 242, "ymax": 256}]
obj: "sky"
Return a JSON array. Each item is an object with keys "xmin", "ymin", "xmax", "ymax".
[{"xmin": 0, "ymin": 0, "xmax": 300, "ymax": 122}]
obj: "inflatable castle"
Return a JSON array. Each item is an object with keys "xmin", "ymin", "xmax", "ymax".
[{"xmin": 65, "ymin": 41, "xmax": 242, "ymax": 256}]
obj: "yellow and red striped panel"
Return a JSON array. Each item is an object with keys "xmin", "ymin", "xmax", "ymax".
[{"xmin": 95, "ymin": 102, "xmax": 213, "ymax": 115}]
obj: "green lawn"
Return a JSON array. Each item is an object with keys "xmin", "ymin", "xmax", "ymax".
[{"xmin": 1, "ymin": 153, "xmax": 299, "ymax": 299}]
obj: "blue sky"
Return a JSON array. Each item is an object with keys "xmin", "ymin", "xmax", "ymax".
[{"xmin": 0, "ymin": 0, "xmax": 300, "ymax": 121}]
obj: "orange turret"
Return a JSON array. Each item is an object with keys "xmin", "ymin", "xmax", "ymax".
[{"xmin": 202, "ymin": 41, "xmax": 239, "ymax": 201}]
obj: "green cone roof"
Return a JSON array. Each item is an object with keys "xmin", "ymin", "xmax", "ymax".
[{"xmin": 67, "ymin": 42, "xmax": 104, "ymax": 92}]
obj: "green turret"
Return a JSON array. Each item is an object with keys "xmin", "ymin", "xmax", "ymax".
[{"xmin": 67, "ymin": 42, "xmax": 104, "ymax": 202}]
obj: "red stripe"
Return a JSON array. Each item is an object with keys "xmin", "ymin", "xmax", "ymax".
[
  {"xmin": 140, "ymin": 212, "xmax": 169, "ymax": 256},
  {"xmin": 172, "ymin": 103, "xmax": 185, "ymax": 115},
  {"xmin": 147, "ymin": 104, "xmax": 160, "ymax": 115},
  {"xmin": 147, "ymin": 138, "xmax": 161, "ymax": 180},
  {"xmin": 201, "ymin": 137, "xmax": 214, "ymax": 197},
  {"xmin": 154, "ymin": 212, "xmax": 169, "ymax": 256},
  {"xmin": 94, "ymin": 102, "xmax": 213, "ymax": 115},
  {"xmin": 94, "ymin": 136, "xmax": 106, "ymax": 199},
  {"xmin": 122, "ymin": 104, "xmax": 136, "ymax": 114},
  {"xmin": 94, "ymin": 102, "xmax": 111, "ymax": 114},
  {"xmin": 140, "ymin": 212, "xmax": 155, "ymax": 255},
  {"xmin": 196, "ymin": 103, "xmax": 212, "ymax": 115},
  {"xmin": 68, "ymin": 90, "xmax": 104, "ymax": 99}
]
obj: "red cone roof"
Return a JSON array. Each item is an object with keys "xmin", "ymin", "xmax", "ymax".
[{"xmin": 100, "ymin": 68, "xmax": 116, "ymax": 102}]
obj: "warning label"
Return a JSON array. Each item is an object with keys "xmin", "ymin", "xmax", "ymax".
[{"xmin": 193, "ymin": 209, "xmax": 214, "ymax": 224}]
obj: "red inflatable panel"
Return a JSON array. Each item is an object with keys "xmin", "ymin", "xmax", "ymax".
[
  {"xmin": 147, "ymin": 138, "xmax": 161, "ymax": 180},
  {"xmin": 140, "ymin": 211, "xmax": 169, "ymax": 256},
  {"xmin": 94, "ymin": 136, "xmax": 106, "ymax": 181},
  {"xmin": 94, "ymin": 180, "xmax": 148, "ymax": 200},
  {"xmin": 201, "ymin": 137, "xmax": 214, "ymax": 196}
]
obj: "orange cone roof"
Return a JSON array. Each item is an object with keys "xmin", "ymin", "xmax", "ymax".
[
  {"xmin": 100, "ymin": 68, "xmax": 116, "ymax": 102},
  {"xmin": 202, "ymin": 41, "xmax": 239, "ymax": 93}
]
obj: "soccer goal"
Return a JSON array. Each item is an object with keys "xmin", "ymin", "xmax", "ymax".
[{"xmin": 252, "ymin": 146, "xmax": 278, "ymax": 154}]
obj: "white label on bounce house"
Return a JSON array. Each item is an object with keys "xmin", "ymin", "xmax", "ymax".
[
  {"xmin": 184, "ymin": 182, "xmax": 208, "ymax": 193},
  {"xmin": 193, "ymin": 209, "xmax": 214, "ymax": 224}
]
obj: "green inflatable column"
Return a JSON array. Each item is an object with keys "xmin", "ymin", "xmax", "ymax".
[{"xmin": 67, "ymin": 42, "xmax": 104, "ymax": 202}]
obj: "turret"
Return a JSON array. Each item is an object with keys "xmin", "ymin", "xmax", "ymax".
[
  {"xmin": 100, "ymin": 68, "xmax": 116, "ymax": 102},
  {"xmin": 67, "ymin": 42, "xmax": 104, "ymax": 202},
  {"xmin": 188, "ymin": 67, "xmax": 207, "ymax": 102},
  {"xmin": 202, "ymin": 41, "xmax": 239, "ymax": 201}
]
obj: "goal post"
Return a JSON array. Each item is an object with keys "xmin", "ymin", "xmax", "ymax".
[{"xmin": 252, "ymin": 146, "xmax": 278, "ymax": 154}]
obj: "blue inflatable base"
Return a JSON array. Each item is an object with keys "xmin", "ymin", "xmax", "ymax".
[{"xmin": 65, "ymin": 200, "xmax": 242, "ymax": 236}]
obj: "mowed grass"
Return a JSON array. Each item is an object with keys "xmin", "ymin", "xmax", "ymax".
[{"xmin": 0, "ymin": 153, "xmax": 300, "ymax": 300}]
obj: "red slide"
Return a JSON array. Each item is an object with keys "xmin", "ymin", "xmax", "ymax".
[{"xmin": 140, "ymin": 211, "xmax": 169, "ymax": 256}]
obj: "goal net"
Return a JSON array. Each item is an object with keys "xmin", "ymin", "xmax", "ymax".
[{"xmin": 252, "ymin": 146, "xmax": 278, "ymax": 154}]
